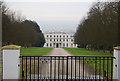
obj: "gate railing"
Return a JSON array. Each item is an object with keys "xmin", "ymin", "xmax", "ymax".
[{"xmin": 20, "ymin": 56, "xmax": 115, "ymax": 80}]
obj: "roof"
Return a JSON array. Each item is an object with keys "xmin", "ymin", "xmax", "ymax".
[{"xmin": 44, "ymin": 31, "xmax": 68, "ymax": 34}]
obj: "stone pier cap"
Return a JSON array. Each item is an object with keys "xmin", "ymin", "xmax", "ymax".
[
  {"xmin": 1, "ymin": 45, "xmax": 21, "ymax": 50},
  {"xmin": 114, "ymin": 46, "xmax": 120, "ymax": 50}
]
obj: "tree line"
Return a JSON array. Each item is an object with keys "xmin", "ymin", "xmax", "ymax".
[
  {"xmin": 1, "ymin": 1, "xmax": 45, "ymax": 47},
  {"xmin": 74, "ymin": 1, "xmax": 120, "ymax": 52}
]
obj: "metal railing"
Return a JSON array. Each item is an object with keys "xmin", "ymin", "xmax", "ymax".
[{"xmin": 20, "ymin": 56, "xmax": 115, "ymax": 80}]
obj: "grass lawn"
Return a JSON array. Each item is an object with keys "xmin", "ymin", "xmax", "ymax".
[
  {"xmin": 64, "ymin": 48, "xmax": 113, "ymax": 77},
  {"xmin": 20, "ymin": 47, "xmax": 53, "ymax": 56},
  {"xmin": 20, "ymin": 47, "xmax": 53, "ymax": 78},
  {"xmin": 64, "ymin": 48, "xmax": 113, "ymax": 56},
  {"xmin": 0, "ymin": 64, "xmax": 1, "ymax": 73}
]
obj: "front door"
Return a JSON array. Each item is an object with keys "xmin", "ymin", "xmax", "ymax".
[{"xmin": 56, "ymin": 43, "xmax": 59, "ymax": 48}]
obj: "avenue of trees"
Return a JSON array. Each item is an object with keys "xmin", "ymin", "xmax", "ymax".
[
  {"xmin": 74, "ymin": 1, "xmax": 120, "ymax": 52},
  {"xmin": 1, "ymin": 2, "xmax": 45, "ymax": 47}
]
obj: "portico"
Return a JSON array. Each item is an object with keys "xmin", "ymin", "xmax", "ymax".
[{"xmin": 53, "ymin": 43, "xmax": 62, "ymax": 48}]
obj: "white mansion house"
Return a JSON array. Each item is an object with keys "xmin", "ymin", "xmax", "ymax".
[{"xmin": 44, "ymin": 32, "xmax": 77, "ymax": 48}]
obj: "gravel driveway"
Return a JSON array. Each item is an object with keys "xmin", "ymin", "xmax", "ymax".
[
  {"xmin": 25, "ymin": 48, "xmax": 97, "ymax": 79},
  {"xmin": 45, "ymin": 48, "xmax": 74, "ymax": 56}
]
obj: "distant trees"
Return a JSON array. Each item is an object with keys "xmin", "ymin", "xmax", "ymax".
[
  {"xmin": 1, "ymin": 1, "xmax": 45, "ymax": 47},
  {"xmin": 74, "ymin": 1, "xmax": 119, "ymax": 52}
]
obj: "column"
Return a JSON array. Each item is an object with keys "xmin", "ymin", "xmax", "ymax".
[
  {"xmin": 113, "ymin": 46, "xmax": 120, "ymax": 81},
  {"xmin": 2, "ymin": 45, "xmax": 21, "ymax": 79}
]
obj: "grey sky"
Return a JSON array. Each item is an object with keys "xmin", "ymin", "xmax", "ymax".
[{"xmin": 5, "ymin": 1, "xmax": 95, "ymax": 33}]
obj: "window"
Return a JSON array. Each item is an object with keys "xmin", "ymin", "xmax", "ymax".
[
  {"xmin": 60, "ymin": 35, "xmax": 61, "ymax": 37},
  {"xmin": 63, "ymin": 39, "xmax": 65, "ymax": 41},
  {"xmin": 47, "ymin": 35, "xmax": 49, "ymax": 37},
  {"xmin": 54, "ymin": 35, "xmax": 55, "ymax": 37},
  {"xmin": 67, "ymin": 44, "xmax": 68, "ymax": 47},
  {"xmin": 54, "ymin": 39, "xmax": 55, "ymax": 41},
  {"xmin": 50, "ymin": 43, "xmax": 52, "ymax": 46},
  {"xmin": 60, "ymin": 39, "xmax": 61, "ymax": 41},
  {"xmin": 50, "ymin": 35, "xmax": 52, "ymax": 37},
  {"xmin": 57, "ymin": 35, "xmax": 58, "ymax": 37},
  {"xmin": 67, "ymin": 39, "xmax": 68, "ymax": 41},
  {"xmin": 50, "ymin": 39, "xmax": 52, "ymax": 41},
  {"xmin": 46, "ymin": 43, "xmax": 48, "ymax": 46}
]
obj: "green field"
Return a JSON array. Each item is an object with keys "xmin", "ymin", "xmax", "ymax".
[
  {"xmin": 20, "ymin": 47, "xmax": 53, "ymax": 78},
  {"xmin": 64, "ymin": 48, "xmax": 113, "ymax": 56},
  {"xmin": 64, "ymin": 48, "xmax": 113, "ymax": 77},
  {"xmin": 20, "ymin": 47, "xmax": 53, "ymax": 56},
  {"xmin": 0, "ymin": 64, "xmax": 2, "ymax": 73}
]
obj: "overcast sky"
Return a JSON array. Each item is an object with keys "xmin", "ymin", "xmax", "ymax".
[{"xmin": 5, "ymin": 0, "xmax": 96, "ymax": 33}]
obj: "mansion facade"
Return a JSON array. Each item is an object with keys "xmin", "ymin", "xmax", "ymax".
[{"xmin": 44, "ymin": 32, "xmax": 77, "ymax": 48}]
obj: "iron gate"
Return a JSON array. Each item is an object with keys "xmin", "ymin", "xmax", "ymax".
[{"xmin": 20, "ymin": 56, "xmax": 114, "ymax": 80}]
